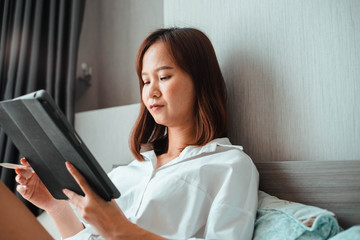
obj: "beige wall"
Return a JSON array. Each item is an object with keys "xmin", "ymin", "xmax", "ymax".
[
  {"xmin": 75, "ymin": 0, "xmax": 360, "ymax": 163},
  {"xmin": 75, "ymin": 0, "xmax": 101, "ymax": 112},
  {"xmin": 75, "ymin": 0, "xmax": 163, "ymax": 112},
  {"xmin": 165, "ymin": 0, "xmax": 360, "ymax": 162}
]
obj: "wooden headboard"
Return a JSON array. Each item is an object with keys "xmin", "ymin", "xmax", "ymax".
[{"xmin": 255, "ymin": 160, "xmax": 360, "ymax": 229}]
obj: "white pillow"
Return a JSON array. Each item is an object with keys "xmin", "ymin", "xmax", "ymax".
[
  {"xmin": 254, "ymin": 191, "xmax": 341, "ymax": 240},
  {"xmin": 258, "ymin": 190, "xmax": 335, "ymax": 225}
]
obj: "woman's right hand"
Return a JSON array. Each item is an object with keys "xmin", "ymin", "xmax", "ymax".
[
  {"xmin": 15, "ymin": 158, "xmax": 60, "ymax": 212},
  {"xmin": 16, "ymin": 158, "xmax": 85, "ymax": 238}
]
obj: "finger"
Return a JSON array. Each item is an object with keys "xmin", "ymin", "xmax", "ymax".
[
  {"xmin": 62, "ymin": 188, "xmax": 84, "ymax": 208},
  {"xmin": 16, "ymin": 184, "xmax": 28, "ymax": 196},
  {"xmin": 15, "ymin": 168, "xmax": 34, "ymax": 180},
  {"xmin": 65, "ymin": 162, "xmax": 93, "ymax": 196},
  {"xmin": 20, "ymin": 158, "xmax": 31, "ymax": 167},
  {"xmin": 15, "ymin": 174, "xmax": 28, "ymax": 185}
]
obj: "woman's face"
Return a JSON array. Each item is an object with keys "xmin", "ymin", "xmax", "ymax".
[{"xmin": 141, "ymin": 41, "xmax": 196, "ymax": 129}]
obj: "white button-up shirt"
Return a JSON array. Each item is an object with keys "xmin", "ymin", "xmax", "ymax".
[{"xmin": 67, "ymin": 138, "xmax": 259, "ymax": 240}]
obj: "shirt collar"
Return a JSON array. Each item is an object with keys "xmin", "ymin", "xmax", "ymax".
[{"xmin": 140, "ymin": 137, "xmax": 243, "ymax": 168}]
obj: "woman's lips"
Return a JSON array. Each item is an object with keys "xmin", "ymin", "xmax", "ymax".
[{"xmin": 150, "ymin": 104, "xmax": 164, "ymax": 111}]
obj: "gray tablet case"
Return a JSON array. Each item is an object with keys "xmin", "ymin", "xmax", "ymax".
[{"xmin": 0, "ymin": 90, "xmax": 120, "ymax": 201}]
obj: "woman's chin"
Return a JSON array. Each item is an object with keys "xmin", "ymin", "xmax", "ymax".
[{"xmin": 153, "ymin": 118, "xmax": 166, "ymax": 126}]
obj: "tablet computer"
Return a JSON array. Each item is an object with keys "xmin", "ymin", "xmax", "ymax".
[{"xmin": 0, "ymin": 90, "xmax": 120, "ymax": 201}]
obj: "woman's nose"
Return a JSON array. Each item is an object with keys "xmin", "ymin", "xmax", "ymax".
[{"xmin": 149, "ymin": 82, "xmax": 161, "ymax": 98}]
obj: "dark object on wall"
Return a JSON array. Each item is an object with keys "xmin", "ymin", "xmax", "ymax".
[
  {"xmin": 75, "ymin": 62, "xmax": 91, "ymax": 101},
  {"xmin": 0, "ymin": 0, "xmax": 86, "ymax": 216}
]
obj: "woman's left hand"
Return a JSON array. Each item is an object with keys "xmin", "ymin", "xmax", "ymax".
[{"xmin": 62, "ymin": 162, "xmax": 129, "ymax": 239}]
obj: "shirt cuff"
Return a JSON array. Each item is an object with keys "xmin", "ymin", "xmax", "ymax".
[{"xmin": 63, "ymin": 223, "xmax": 104, "ymax": 240}]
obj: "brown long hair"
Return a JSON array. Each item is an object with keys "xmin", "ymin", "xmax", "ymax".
[{"xmin": 130, "ymin": 28, "xmax": 228, "ymax": 160}]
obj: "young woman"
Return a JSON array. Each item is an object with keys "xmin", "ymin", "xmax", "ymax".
[{"xmin": 15, "ymin": 28, "xmax": 259, "ymax": 239}]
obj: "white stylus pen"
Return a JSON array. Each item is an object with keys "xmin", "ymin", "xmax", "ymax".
[{"xmin": 0, "ymin": 163, "xmax": 34, "ymax": 171}]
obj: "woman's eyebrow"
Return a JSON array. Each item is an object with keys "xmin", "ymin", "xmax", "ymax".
[
  {"xmin": 142, "ymin": 66, "xmax": 174, "ymax": 76},
  {"xmin": 155, "ymin": 66, "xmax": 173, "ymax": 71}
]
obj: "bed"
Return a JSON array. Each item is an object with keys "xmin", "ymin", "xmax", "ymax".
[
  {"xmin": 254, "ymin": 160, "xmax": 360, "ymax": 239},
  {"xmin": 36, "ymin": 159, "xmax": 360, "ymax": 239}
]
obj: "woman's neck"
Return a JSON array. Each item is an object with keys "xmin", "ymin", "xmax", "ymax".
[
  {"xmin": 156, "ymin": 125, "xmax": 196, "ymax": 169},
  {"xmin": 168, "ymin": 123, "xmax": 196, "ymax": 154}
]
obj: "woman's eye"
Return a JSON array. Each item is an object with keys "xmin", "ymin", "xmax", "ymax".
[
  {"xmin": 143, "ymin": 81, "xmax": 150, "ymax": 85},
  {"xmin": 160, "ymin": 76, "xmax": 171, "ymax": 81}
]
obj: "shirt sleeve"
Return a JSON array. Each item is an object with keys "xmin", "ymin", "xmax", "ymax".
[{"xmin": 200, "ymin": 152, "xmax": 259, "ymax": 240}]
